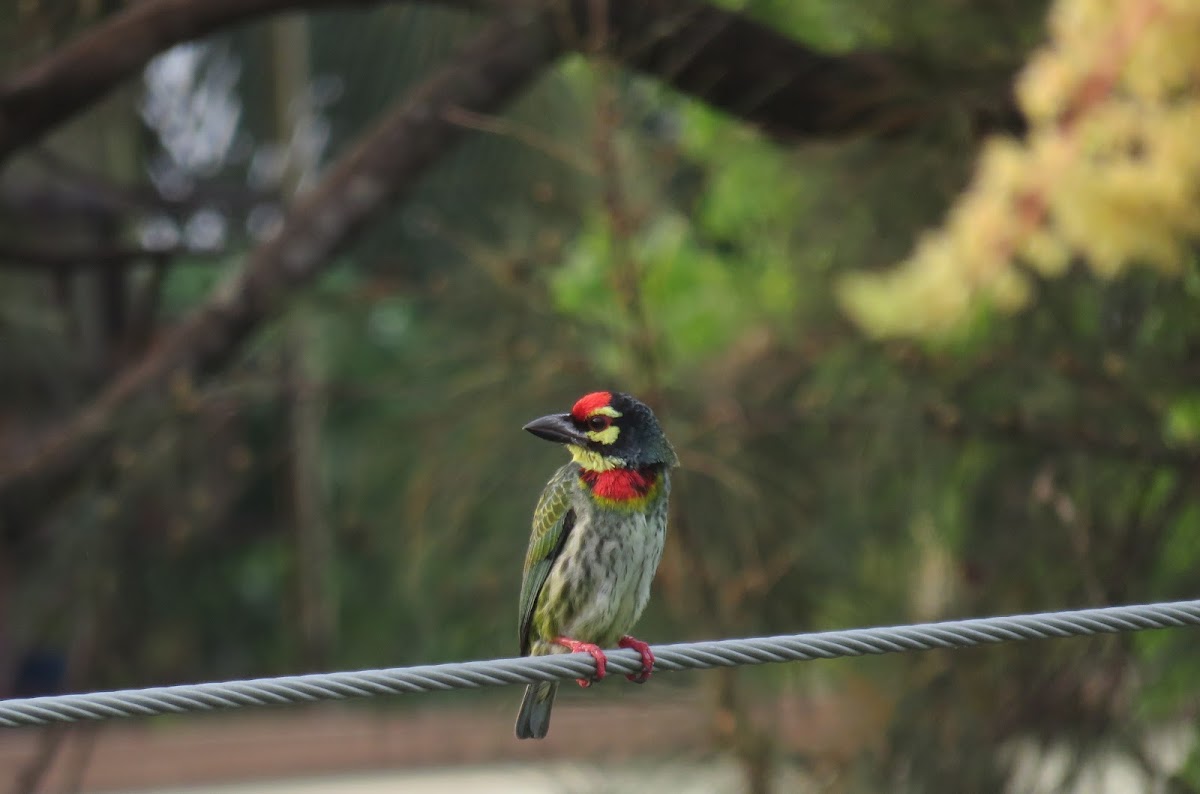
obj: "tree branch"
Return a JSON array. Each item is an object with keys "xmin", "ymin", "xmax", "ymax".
[
  {"xmin": 573, "ymin": 1, "xmax": 1019, "ymax": 139},
  {"xmin": 0, "ymin": 0, "xmax": 1022, "ymax": 164},
  {"xmin": 0, "ymin": 0, "xmax": 481, "ymax": 163},
  {"xmin": 15, "ymin": 148, "xmax": 277, "ymax": 217},
  {"xmin": 0, "ymin": 14, "xmax": 558, "ymax": 531},
  {"xmin": 0, "ymin": 243, "xmax": 211, "ymax": 272}
]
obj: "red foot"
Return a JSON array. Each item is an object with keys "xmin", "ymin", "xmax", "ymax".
[
  {"xmin": 554, "ymin": 637, "xmax": 608, "ymax": 687},
  {"xmin": 619, "ymin": 635, "xmax": 654, "ymax": 683}
]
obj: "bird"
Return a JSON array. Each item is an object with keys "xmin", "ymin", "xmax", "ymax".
[{"xmin": 515, "ymin": 390, "xmax": 678, "ymax": 740}]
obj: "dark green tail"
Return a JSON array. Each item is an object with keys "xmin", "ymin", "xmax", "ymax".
[{"xmin": 515, "ymin": 681, "xmax": 558, "ymax": 739}]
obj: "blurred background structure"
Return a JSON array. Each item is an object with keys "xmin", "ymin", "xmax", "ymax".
[{"xmin": 1, "ymin": 0, "xmax": 1199, "ymax": 791}]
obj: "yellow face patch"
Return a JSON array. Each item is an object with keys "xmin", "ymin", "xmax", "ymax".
[
  {"xmin": 585, "ymin": 425, "xmax": 620, "ymax": 445},
  {"xmin": 581, "ymin": 405, "xmax": 622, "ymax": 445},
  {"xmin": 568, "ymin": 445, "xmax": 625, "ymax": 472}
]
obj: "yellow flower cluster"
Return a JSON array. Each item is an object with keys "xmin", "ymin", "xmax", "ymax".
[{"xmin": 840, "ymin": 0, "xmax": 1200, "ymax": 338}]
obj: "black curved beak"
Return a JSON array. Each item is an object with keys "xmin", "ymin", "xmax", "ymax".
[{"xmin": 523, "ymin": 413, "xmax": 589, "ymax": 446}]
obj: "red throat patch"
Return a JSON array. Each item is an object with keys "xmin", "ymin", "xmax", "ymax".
[
  {"xmin": 580, "ymin": 468, "xmax": 658, "ymax": 502},
  {"xmin": 571, "ymin": 391, "xmax": 612, "ymax": 421}
]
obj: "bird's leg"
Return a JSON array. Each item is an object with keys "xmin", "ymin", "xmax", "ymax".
[
  {"xmin": 618, "ymin": 635, "xmax": 654, "ymax": 683},
  {"xmin": 553, "ymin": 637, "xmax": 608, "ymax": 687}
]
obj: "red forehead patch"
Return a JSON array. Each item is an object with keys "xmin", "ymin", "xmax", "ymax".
[{"xmin": 571, "ymin": 391, "xmax": 612, "ymax": 421}]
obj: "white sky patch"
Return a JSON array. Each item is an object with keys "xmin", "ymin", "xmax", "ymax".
[{"xmin": 141, "ymin": 43, "xmax": 243, "ymax": 178}]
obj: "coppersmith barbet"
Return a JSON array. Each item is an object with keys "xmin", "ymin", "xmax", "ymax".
[{"xmin": 515, "ymin": 391, "xmax": 677, "ymax": 740}]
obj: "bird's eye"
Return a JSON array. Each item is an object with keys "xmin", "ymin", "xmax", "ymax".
[{"xmin": 588, "ymin": 415, "xmax": 611, "ymax": 431}]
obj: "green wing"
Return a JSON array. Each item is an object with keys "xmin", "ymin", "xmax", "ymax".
[{"xmin": 518, "ymin": 463, "xmax": 578, "ymax": 656}]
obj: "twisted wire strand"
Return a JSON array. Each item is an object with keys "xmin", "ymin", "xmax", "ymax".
[{"xmin": 4, "ymin": 599, "xmax": 1199, "ymax": 728}]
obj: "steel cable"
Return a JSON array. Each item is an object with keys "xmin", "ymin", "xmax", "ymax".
[{"xmin": 3, "ymin": 599, "xmax": 1199, "ymax": 728}]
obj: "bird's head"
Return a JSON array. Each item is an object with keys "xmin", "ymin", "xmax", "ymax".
[{"xmin": 523, "ymin": 391, "xmax": 678, "ymax": 472}]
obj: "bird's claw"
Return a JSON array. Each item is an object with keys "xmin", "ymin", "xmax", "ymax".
[
  {"xmin": 554, "ymin": 637, "xmax": 607, "ymax": 687},
  {"xmin": 619, "ymin": 635, "xmax": 654, "ymax": 683}
]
